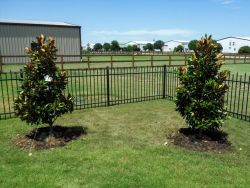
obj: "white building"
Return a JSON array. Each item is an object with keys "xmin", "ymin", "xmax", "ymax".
[
  {"xmin": 217, "ymin": 37, "xmax": 250, "ymax": 53},
  {"xmin": 121, "ymin": 41, "xmax": 154, "ymax": 51},
  {"xmin": 163, "ymin": 40, "xmax": 189, "ymax": 52}
]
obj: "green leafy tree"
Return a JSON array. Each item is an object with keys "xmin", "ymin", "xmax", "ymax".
[
  {"xmin": 103, "ymin": 43, "xmax": 111, "ymax": 51},
  {"xmin": 126, "ymin": 45, "xmax": 133, "ymax": 52},
  {"xmin": 14, "ymin": 34, "xmax": 74, "ymax": 134},
  {"xmin": 176, "ymin": 35, "xmax": 229, "ymax": 132},
  {"xmin": 93, "ymin": 43, "xmax": 103, "ymax": 52},
  {"xmin": 188, "ymin": 39, "xmax": 222, "ymax": 52},
  {"xmin": 111, "ymin": 40, "xmax": 120, "ymax": 51},
  {"xmin": 213, "ymin": 40, "xmax": 223, "ymax": 52},
  {"xmin": 174, "ymin": 45, "xmax": 184, "ymax": 52},
  {"xmin": 86, "ymin": 46, "xmax": 92, "ymax": 52},
  {"xmin": 238, "ymin": 46, "xmax": 250, "ymax": 54},
  {"xmin": 143, "ymin": 43, "xmax": 154, "ymax": 51},
  {"xmin": 153, "ymin": 40, "xmax": 164, "ymax": 52},
  {"xmin": 132, "ymin": 45, "xmax": 140, "ymax": 52},
  {"xmin": 188, "ymin": 40, "xmax": 198, "ymax": 51}
]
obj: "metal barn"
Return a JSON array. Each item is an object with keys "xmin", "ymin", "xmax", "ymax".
[{"xmin": 0, "ymin": 19, "xmax": 81, "ymax": 64}]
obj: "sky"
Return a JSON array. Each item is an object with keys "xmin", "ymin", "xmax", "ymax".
[{"xmin": 0, "ymin": 0, "xmax": 249, "ymax": 45}]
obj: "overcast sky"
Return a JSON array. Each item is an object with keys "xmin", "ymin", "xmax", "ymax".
[{"xmin": 1, "ymin": 0, "xmax": 249, "ymax": 45}]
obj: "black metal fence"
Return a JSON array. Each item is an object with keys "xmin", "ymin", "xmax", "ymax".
[{"xmin": 0, "ymin": 65, "xmax": 250, "ymax": 122}]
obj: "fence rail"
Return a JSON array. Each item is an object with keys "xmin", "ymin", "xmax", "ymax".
[
  {"xmin": 1, "ymin": 53, "xmax": 250, "ymax": 73},
  {"xmin": 0, "ymin": 65, "xmax": 250, "ymax": 122}
]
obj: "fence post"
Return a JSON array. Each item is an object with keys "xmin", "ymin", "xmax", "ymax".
[
  {"xmin": 151, "ymin": 55, "xmax": 153, "ymax": 67},
  {"xmin": 87, "ymin": 55, "xmax": 90, "ymax": 69},
  {"xmin": 244, "ymin": 55, "xmax": 247, "ymax": 64},
  {"xmin": 132, "ymin": 54, "xmax": 135, "ymax": 67},
  {"xmin": 0, "ymin": 56, "xmax": 2, "ymax": 73},
  {"xmin": 162, "ymin": 65, "xmax": 167, "ymax": 98},
  {"xmin": 106, "ymin": 67, "xmax": 110, "ymax": 106},
  {"xmin": 111, "ymin": 55, "xmax": 113, "ymax": 68},
  {"xmin": 169, "ymin": 55, "xmax": 171, "ymax": 66},
  {"xmin": 60, "ymin": 56, "xmax": 64, "ymax": 70},
  {"xmin": 234, "ymin": 54, "xmax": 236, "ymax": 64},
  {"xmin": 184, "ymin": 54, "xmax": 187, "ymax": 65}
]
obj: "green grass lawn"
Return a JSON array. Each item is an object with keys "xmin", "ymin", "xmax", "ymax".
[
  {"xmin": 222, "ymin": 64, "xmax": 250, "ymax": 75},
  {"xmin": 0, "ymin": 100, "xmax": 250, "ymax": 187}
]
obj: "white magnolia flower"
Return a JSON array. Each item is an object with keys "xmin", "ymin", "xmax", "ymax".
[{"xmin": 44, "ymin": 75, "xmax": 53, "ymax": 82}]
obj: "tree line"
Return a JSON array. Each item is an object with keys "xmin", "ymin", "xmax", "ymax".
[
  {"xmin": 87, "ymin": 39, "xmax": 250, "ymax": 54},
  {"xmin": 87, "ymin": 40, "xmax": 167, "ymax": 52}
]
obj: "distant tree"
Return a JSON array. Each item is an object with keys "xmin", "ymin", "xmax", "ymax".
[
  {"xmin": 127, "ymin": 45, "xmax": 133, "ymax": 52},
  {"xmin": 174, "ymin": 45, "xmax": 184, "ymax": 52},
  {"xmin": 111, "ymin": 40, "xmax": 120, "ymax": 51},
  {"xmin": 86, "ymin": 43, "xmax": 92, "ymax": 52},
  {"xmin": 143, "ymin": 45, "xmax": 148, "ymax": 51},
  {"xmin": 153, "ymin": 40, "xmax": 164, "ymax": 52},
  {"xmin": 238, "ymin": 46, "xmax": 250, "ymax": 54},
  {"xmin": 132, "ymin": 45, "xmax": 140, "ymax": 52},
  {"xmin": 145, "ymin": 43, "xmax": 154, "ymax": 51},
  {"xmin": 86, "ymin": 47, "xmax": 92, "ymax": 52},
  {"xmin": 93, "ymin": 43, "xmax": 103, "ymax": 52},
  {"xmin": 124, "ymin": 45, "xmax": 133, "ymax": 52},
  {"xmin": 188, "ymin": 40, "xmax": 198, "ymax": 51},
  {"xmin": 103, "ymin": 43, "xmax": 111, "ymax": 51},
  {"xmin": 188, "ymin": 39, "xmax": 223, "ymax": 52},
  {"xmin": 213, "ymin": 40, "xmax": 223, "ymax": 52}
]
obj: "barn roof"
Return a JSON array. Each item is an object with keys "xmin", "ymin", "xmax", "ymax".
[{"xmin": 0, "ymin": 19, "xmax": 80, "ymax": 28}]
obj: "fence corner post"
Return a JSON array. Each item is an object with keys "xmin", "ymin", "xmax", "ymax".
[
  {"xmin": 106, "ymin": 66, "xmax": 110, "ymax": 106},
  {"xmin": 162, "ymin": 64, "xmax": 167, "ymax": 98}
]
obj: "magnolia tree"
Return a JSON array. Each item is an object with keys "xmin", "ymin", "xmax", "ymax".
[
  {"xmin": 176, "ymin": 35, "xmax": 230, "ymax": 132},
  {"xmin": 14, "ymin": 34, "xmax": 74, "ymax": 133}
]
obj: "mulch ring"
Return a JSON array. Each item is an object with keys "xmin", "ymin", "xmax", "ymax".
[
  {"xmin": 169, "ymin": 128, "xmax": 231, "ymax": 152},
  {"xmin": 15, "ymin": 125, "xmax": 87, "ymax": 150}
]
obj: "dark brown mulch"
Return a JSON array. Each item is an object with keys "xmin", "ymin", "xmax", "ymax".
[
  {"xmin": 15, "ymin": 125, "xmax": 87, "ymax": 150},
  {"xmin": 170, "ymin": 128, "xmax": 231, "ymax": 152}
]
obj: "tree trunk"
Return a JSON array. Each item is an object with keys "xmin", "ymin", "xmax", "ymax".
[{"xmin": 49, "ymin": 122, "xmax": 53, "ymax": 136}]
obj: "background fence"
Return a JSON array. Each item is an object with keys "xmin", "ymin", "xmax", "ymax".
[
  {"xmin": 1, "ymin": 53, "xmax": 250, "ymax": 73},
  {"xmin": 0, "ymin": 65, "xmax": 250, "ymax": 122}
]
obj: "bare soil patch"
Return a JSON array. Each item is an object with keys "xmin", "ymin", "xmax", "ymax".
[
  {"xmin": 170, "ymin": 128, "xmax": 231, "ymax": 152},
  {"xmin": 15, "ymin": 125, "xmax": 86, "ymax": 150}
]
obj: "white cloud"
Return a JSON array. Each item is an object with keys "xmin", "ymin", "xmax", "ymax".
[
  {"xmin": 92, "ymin": 29, "xmax": 194, "ymax": 37},
  {"xmin": 213, "ymin": 0, "xmax": 240, "ymax": 9},
  {"xmin": 221, "ymin": 0, "xmax": 234, "ymax": 5}
]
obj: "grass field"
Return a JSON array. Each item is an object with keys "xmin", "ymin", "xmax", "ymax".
[
  {"xmin": 222, "ymin": 64, "xmax": 250, "ymax": 75},
  {"xmin": 0, "ymin": 100, "xmax": 250, "ymax": 187}
]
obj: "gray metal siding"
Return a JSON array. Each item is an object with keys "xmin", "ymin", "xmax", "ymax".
[{"xmin": 0, "ymin": 24, "xmax": 81, "ymax": 64}]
